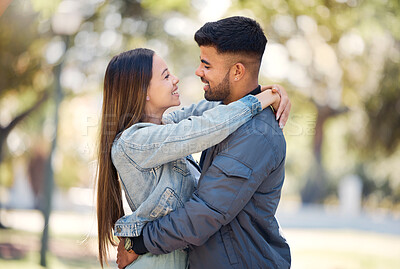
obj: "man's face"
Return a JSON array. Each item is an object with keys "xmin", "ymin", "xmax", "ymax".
[{"xmin": 195, "ymin": 46, "xmax": 232, "ymax": 102}]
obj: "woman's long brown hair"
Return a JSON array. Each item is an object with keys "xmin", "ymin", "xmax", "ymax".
[{"xmin": 97, "ymin": 48, "xmax": 154, "ymax": 267}]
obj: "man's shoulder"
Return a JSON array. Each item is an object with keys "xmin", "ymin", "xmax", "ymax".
[
  {"xmin": 217, "ymin": 107, "xmax": 285, "ymax": 155},
  {"xmin": 214, "ymin": 107, "xmax": 286, "ymax": 173},
  {"xmin": 235, "ymin": 107, "xmax": 285, "ymax": 141}
]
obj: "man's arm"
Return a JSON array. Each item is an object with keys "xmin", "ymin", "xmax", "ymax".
[{"xmin": 137, "ymin": 119, "xmax": 285, "ymax": 254}]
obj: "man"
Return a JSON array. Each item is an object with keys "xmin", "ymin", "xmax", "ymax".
[{"xmin": 118, "ymin": 16, "xmax": 291, "ymax": 268}]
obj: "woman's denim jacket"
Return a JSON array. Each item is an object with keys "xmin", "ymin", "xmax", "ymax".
[{"xmin": 112, "ymin": 95, "xmax": 262, "ymax": 237}]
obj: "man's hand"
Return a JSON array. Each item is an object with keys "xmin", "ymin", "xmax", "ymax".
[
  {"xmin": 261, "ymin": 84, "xmax": 291, "ymax": 129},
  {"xmin": 116, "ymin": 238, "xmax": 139, "ymax": 269}
]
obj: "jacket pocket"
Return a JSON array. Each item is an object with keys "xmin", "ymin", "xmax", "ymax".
[
  {"xmin": 220, "ymin": 225, "xmax": 239, "ymax": 265},
  {"xmin": 149, "ymin": 187, "xmax": 183, "ymax": 219},
  {"xmin": 213, "ymin": 154, "xmax": 252, "ymax": 179},
  {"xmin": 173, "ymin": 158, "xmax": 191, "ymax": 177},
  {"xmin": 198, "ymin": 155, "xmax": 253, "ymax": 216}
]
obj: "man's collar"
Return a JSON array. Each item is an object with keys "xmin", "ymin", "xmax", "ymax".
[{"xmin": 248, "ymin": 85, "xmax": 261, "ymax": 96}]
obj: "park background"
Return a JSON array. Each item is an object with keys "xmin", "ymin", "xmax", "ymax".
[{"xmin": 0, "ymin": 0, "xmax": 399, "ymax": 268}]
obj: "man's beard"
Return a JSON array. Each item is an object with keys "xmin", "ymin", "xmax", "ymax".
[{"xmin": 204, "ymin": 70, "xmax": 230, "ymax": 102}]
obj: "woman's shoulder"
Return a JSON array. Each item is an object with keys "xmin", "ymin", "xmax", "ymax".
[{"xmin": 116, "ymin": 122, "xmax": 157, "ymax": 142}]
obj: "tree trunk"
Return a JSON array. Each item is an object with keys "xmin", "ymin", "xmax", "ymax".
[
  {"xmin": 39, "ymin": 50, "xmax": 64, "ymax": 267},
  {"xmin": 301, "ymin": 105, "xmax": 348, "ymax": 203}
]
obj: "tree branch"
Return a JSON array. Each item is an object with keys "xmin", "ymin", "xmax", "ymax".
[{"xmin": 1, "ymin": 92, "xmax": 49, "ymax": 136}]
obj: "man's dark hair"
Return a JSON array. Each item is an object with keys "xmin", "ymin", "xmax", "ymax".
[{"xmin": 194, "ymin": 16, "xmax": 267, "ymax": 61}]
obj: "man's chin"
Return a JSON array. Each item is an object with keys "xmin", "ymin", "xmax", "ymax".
[
  {"xmin": 204, "ymin": 92, "xmax": 218, "ymax": 102},
  {"xmin": 204, "ymin": 95, "xmax": 216, "ymax": 102},
  {"xmin": 205, "ymin": 93, "xmax": 227, "ymax": 102}
]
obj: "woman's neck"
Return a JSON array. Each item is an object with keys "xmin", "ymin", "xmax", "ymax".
[
  {"xmin": 142, "ymin": 107, "xmax": 165, "ymax": 125},
  {"xmin": 142, "ymin": 114, "xmax": 163, "ymax": 125}
]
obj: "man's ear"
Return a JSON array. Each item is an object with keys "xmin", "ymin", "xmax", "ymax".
[{"xmin": 231, "ymin": 63, "xmax": 246, "ymax": 81}]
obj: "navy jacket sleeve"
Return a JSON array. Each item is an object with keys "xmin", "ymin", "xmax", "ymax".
[{"xmin": 142, "ymin": 116, "xmax": 285, "ymax": 254}]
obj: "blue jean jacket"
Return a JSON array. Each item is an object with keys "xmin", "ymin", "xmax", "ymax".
[{"xmin": 112, "ymin": 95, "xmax": 262, "ymax": 237}]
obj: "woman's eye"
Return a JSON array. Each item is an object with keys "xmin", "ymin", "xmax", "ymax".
[
  {"xmin": 204, "ymin": 66, "xmax": 210, "ymax": 69},
  {"xmin": 165, "ymin": 74, "xmax": 170, "ymax": 79}
]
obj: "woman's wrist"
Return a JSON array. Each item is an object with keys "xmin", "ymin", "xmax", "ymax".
[
  {"xmin": 271, "ymin": 94, "xmax": 281, "ymax": 111},
  {"xmin": 255, "ymin": 90, "xmax": 279, "ymax": 110}
]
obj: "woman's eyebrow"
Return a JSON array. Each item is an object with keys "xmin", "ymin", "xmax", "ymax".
[{"xmin": 161, "ymin": 68, "xmax": 168, "ymax": 76}]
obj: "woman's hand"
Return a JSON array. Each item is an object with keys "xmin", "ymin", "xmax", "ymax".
[
  {"xmin": 261, "ymin": 84, "xmax": 291, "ymax": 129},
  {"xmin": 117, "ymin": 238, "xmax": 139, "ymax": 269}
]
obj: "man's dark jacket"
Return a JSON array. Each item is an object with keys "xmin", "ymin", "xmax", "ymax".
[{"xmin": 141, "ymin": 101, "xmax": 291, "ymax": 268}]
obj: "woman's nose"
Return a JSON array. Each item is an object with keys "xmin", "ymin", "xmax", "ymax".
[{"xmin": 173, "ymin": 75, "xmax": 179, "ymax": 84}]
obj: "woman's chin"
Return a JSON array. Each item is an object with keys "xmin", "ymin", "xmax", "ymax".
[
  {"xmin": 173, "ymin": 98, "xmax": 181, "ymax": 106},
  {"xmin": 166, "ymin": 101, "xmax": 180, "ymax": 108}
]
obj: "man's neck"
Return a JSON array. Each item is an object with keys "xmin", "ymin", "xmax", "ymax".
[{"xmin": 223, "ymin": 81, "xmax": 259, "ymax": 104}]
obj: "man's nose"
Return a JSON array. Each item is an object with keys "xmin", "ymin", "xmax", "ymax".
[{"xmin": 195, "ymin": 66, "xmax": 203, "ymax": 77}]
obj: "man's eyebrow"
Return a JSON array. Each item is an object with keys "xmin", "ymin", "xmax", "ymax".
[
  {"xmin": 200, "ymin": 58, "xmax": 211, "ymax": 65},
  {"xmin": 161, "ymin": 68, "xmax": 168, "ymax": 76}
]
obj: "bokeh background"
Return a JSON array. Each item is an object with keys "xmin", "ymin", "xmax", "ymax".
[{"xmin": 0, "ymin": 0, "xmax": 399, "ymax": 268}]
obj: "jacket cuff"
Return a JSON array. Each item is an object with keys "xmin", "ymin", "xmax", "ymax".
[
  {"xmin": 132, "ymin": 233, "xmax": 148, "ymax": 255},
  {"xmin": 114, "ymin": 221, "xmax": 142, "ymax": 237},
  {"xmin": 238, "ymin": 95, "xmax": 262, "ymax": 116}
]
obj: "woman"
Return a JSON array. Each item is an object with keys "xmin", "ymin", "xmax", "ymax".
[{"xmin": 97, "ymin": 48, "xmax": 288, "ymax": 268}]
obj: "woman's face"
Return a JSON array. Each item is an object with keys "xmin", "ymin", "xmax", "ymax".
[{"xmin": 146, "ymin": 54, "xmax": 180, "ymax": 113}]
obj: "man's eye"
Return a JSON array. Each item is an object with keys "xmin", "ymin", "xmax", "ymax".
[{"xmin": 204, "ymin": 66, "xmax": 210, "ymax": 69}]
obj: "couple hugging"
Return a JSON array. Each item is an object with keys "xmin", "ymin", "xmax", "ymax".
[{"xmin": 97, "ymin": 16, "xmax": 292, "ymax": 269}]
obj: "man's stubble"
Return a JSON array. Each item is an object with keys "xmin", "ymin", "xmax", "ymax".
[{"xmin": 204, "ymin": 70, "xmax": 231, "ymax": 102}]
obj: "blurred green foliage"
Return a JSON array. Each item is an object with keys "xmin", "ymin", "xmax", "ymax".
[
  {"xmin": 0, "ymin": 0, "xmax": 399, "ymax": 211},
  {"xmin": 232, "ymin": 0, "xmax": 400, "ymax": 205},
  {"xmin": 365, "ymin": 58, "xmax": 400, "ymax": 155}
]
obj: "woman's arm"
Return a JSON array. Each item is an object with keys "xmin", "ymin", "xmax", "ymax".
[
  {"xmin": 113, "ymin": 92, "xmax": 280, "ymax": 169},
  {"xmin": 261, "ymin": 84, "xmax": 291, "ymax": 128},
  {"xmin": 165, "ymin": 84, "xmax": 291, "ymax": 125},
  {"xmin": 163, "ymin": 99, "xmax": 220, "ymax": 124}
]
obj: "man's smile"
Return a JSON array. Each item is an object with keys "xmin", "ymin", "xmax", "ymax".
[{"xmin": 201, "ymin": 78, "xmax": 210, "ymax": 91}]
